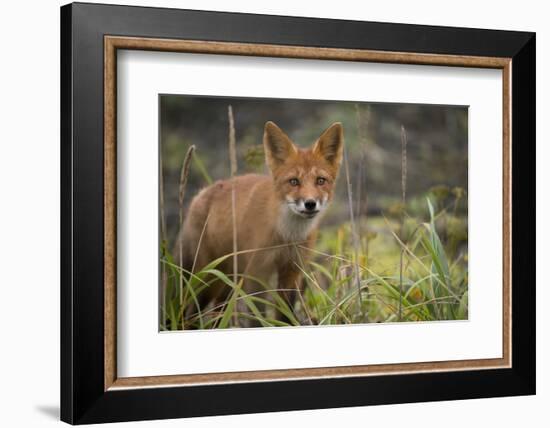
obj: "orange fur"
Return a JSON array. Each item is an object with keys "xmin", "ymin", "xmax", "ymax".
[{"xmin": 175, "ymin": 121, "xmax": 344, "ymax": 322}]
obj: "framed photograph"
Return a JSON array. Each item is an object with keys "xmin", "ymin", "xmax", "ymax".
[{"xmin": 60, "ymin": 2, "xmax": 535, "ymax": 424}]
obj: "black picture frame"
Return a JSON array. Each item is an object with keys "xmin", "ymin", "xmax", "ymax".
[{"xmin": 61, "ymin": 2, "xmax": 535, "ymax": 424}]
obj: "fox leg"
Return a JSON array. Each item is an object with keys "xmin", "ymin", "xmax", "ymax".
[
  {"xmin": 235, "ymin": 277, "xmax": 266, "ymax": 328},
  {"xmin": 235, "ymin": 253, "xmax": 270, "ymax": 328},
  {"xmin": 276, "ymin": 265, "xmax": 303, "ymax": 325}
]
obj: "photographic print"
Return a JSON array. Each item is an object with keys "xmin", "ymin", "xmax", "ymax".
[{"xmin": 159, "ymin": 95, "xmax": 468, "ymax": 330}]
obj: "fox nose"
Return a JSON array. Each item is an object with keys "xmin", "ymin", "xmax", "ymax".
[{"xmin": 304, "ymin": 199, "xmax": 317, "ymax": 211}]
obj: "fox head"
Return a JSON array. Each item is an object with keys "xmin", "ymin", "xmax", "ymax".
[{"xmin": 263, "ymin": 121, "xmax": 344, "ymax": 221}]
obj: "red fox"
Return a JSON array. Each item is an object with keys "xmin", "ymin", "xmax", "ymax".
[{"xmin": 175, "ymin": 121, "xmax": 344, "ymax": 322}]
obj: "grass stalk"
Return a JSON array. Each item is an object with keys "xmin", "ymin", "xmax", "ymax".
[
  {"xmin": 228, "ymin": 105, "xmax": 238, "ymax": 282},
  {"xmin": 354, "ymin": 104, "xmax": 370, "ymax": 262},
  {"xmin": 177, "ymin": 145, "xmax": 195, "ymax": 326},
  {"xmin": 159, "ymin": 145, "xmax": 167, "ymax": 329},
  {"xmin": 228, "ymin": 105, "xmax": 239, "ymax": 326},
  {"xmin": 343, "ymin": 143, "xmax": 365, "ymax": 319},
  {"xmin": 399, "ymin": 125, "xmax": 408, "ymax": 321}
]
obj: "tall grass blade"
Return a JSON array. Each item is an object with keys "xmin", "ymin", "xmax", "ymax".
[
  {"xmin": 192, "ymin": 150, "xmax": 213, "ymax": 184},
  {"xmin": 343, "ymin": 143, "xmax": 365, "ymax": 319},
  {"xmin": 159, "ymin": 142, "xmax": 167, "ymax": 329},
  {"xmin": 178, "ymin": 145, "xmax": 195, "ymax": 327},
  {"xmin": 228, "ymin": 106, "xmax": 238, "ymax": 283},
  {"xmin": 399, "ymin": 125, "xmax": 408, "ymax": 321}
]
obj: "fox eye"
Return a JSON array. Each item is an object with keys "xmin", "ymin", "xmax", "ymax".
[
  {"xmin": 316, "ymin": 177, "xmax": 326, "ymax": 185},
  {"xmin": 289, "ymin": 178, "xmax": 300, "ymax": 187}
]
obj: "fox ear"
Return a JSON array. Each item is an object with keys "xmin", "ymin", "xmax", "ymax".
[
  {"xmin": 263, "ymin": 121, "xmax": 297, "ymax": 171},
  {"xmin": 313, "ymin": 122, "xmax": 344, "ymax": 167}
]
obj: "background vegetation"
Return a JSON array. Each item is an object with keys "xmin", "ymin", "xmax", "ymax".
[{"xmin": 160, "ymin": 95, "xmax": 468, "ymax": 330}]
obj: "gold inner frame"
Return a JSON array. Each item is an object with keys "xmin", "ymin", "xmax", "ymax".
[{"xmin": 104, "ymin": 36, "xmax": 512, "ymax": 391}]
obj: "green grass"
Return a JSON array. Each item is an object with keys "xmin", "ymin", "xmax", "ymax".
[{"xmin": 160, "ymin": 194, "xmax": 468, "ymax": 330}]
